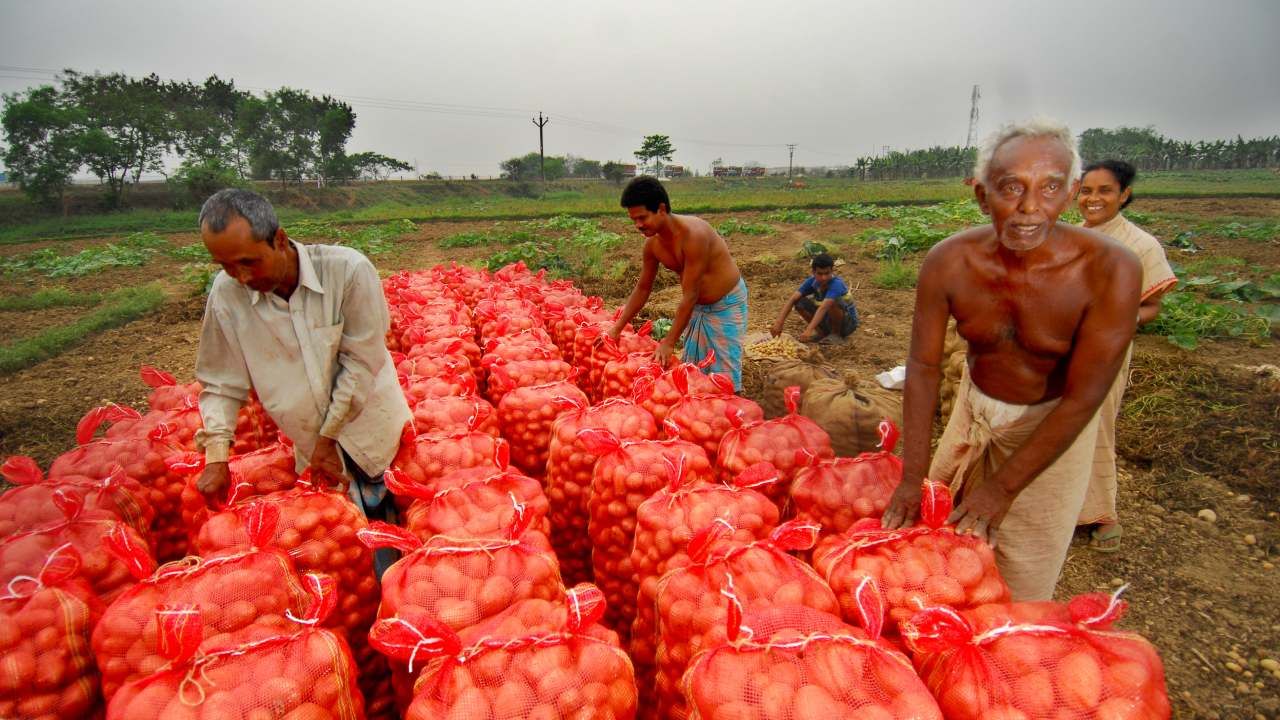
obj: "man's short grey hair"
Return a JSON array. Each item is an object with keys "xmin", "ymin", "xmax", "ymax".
[
  {"xmin": 198, "ymin": 188, "xmax": 280, "ymax": 243},
  {"xmin": 973, "ymin": 118, "xmax": 1081, "ymax": 185}
]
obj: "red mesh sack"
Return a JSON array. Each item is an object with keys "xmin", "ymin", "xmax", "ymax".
[
  {"xmin": 582, "ymin": 322, "xmax": 655, "ymax": 403},
  {"xmin": 395, "ymin": 351, "xmax": 475, "ymax": 383},
  {"xmin": 391, "ymin": 426, "xmax": 510, "ymax": 513},
  {"xmin": 106, "ymin": 576, "xmax": 366, "ymax": 720},
  {"xmin": 233, "ymin": 392, "xmax": 280, "ymax": 455},
  {"xmin": 569, "ymin": 315, "xmax": 620, "ymax": 397},
  {"xmin": 410, "ymin": 394, "xmax": 499, "ymax": 438},
  {"xmin": 139, "ymin": 366, "xmax": 279, "ymax": 454},
  {"xmin": 578, "ymin": 431, "xmax": 713, "ymax": 640},
  {"xmin": 92, "ymin": 523, "xmax": 313, "ymax": 701},
  {"xmin": 601, "ymin": 348, "xmax": 664, "ymax": 401},
  {"xmin": 370, "ymin": 584, "xmax": 637, "ymax": 720},
  {"xmin": 630, "ymin": 463, "xmax": 781, "ymax": 719},
  {"xmin": 140, "ymin": 364, "xmax": 202, "ymax": 411},
  {"xmin": 495, "ymin": 380, "xmax": 589, "ymax": 479},
  {"xmin": 546, "ymin": 397, "xmax": 657, "ymax": 585},
  {"xmin": 0, "ymin": 456, "xmax": 154, "ymax": 540},
  {"xmin": 902, "ymin": 590, "xmax": 1171, "ymax": 720},
  {"xmin": 813, "ymin": 481, "xmax": 1009, "ymax": 634},
  {"xmin": 405, "ymin": 335, "xmax": 483, "ymax": 382},
  {"xmin": 171, "ymin": 437, "xmax": 299, "ymax": 540},
  {"xmin": 193, "ymin": 477, "xmax": 388, "ymax": 719},
  {"xmin": 716, "ymin": 386, "xmax": 834, "ymax": 510},
  {"xmin": 481, "ymin": 328, "xmax": 559, "ymax": 362},
  {"xmin": 631, "ymin": 352, "xmax": 733, "ymax": 425},
  {"xmin": 683, "ymin": 581, "xmax": 941, "ymax": 720},
  {"xmin": 653, "ymin": 520, "xmax": 841, "ymax": 719},
  {"xmin": 790, "ymin": 421, "xmax": 903, "ymax": 543},
  {"xmin": 359, "ymin": 518, "xmax": 564, "ymax": 712},
  {"xmin": 400, "ymin": 371, "xmax": 479, "ymax": 405},
  {"xmin": 0, "ymin": 544, "xmax": 104, "ymax": 720},
  {"xmin": 664, "ymin": 391, "xmax": 765, "ymax": 460},
  {"xmin": 83, "ymin": 400, "xmax": 202, "ymax": 453},
  {"xmin": 0, "ymin": 491, "xmax": 147, "ymax": 605},
  {"xmin": 546, "ymin": 297, "xmax": 607, "ymax": 361},
  {"xmin": 384, "ymin": 466, "xmax": 551, "ymax": 542},
  {"xmin": 485, "ymin": 357, "xmax": 575, "ymax": 407},
  {"xmin": 50, "ymin": 420, "xmax": 188, "ymax": 561},
  {"xmin": 475, "ymin": 305, "xmax": 544, "ymax": 341}
]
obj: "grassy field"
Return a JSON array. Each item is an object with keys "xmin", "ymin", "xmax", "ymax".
[{"xmin": 2, "ymin": 169, "xmax": 1278, "ymax": 245}]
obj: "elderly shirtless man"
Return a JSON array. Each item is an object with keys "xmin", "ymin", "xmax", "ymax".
[
  {"xmin": 608, "ymin": 176, "xmax": 747, "ymax": 389},
  {"xmin": 882, "ymin": 119, "xmax": 1141, "ymax": 601}
]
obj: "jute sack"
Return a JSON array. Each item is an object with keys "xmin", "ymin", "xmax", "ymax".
[
  {"xmin": 761, "ymin": 359, "xmax": 840, "ymax": 419},
  {"xmin": 800, "ymin": 374, "xmax": 903, "ymax": 457}
]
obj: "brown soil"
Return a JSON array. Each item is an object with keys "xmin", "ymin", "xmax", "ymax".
[{"xmin": 0, "ymin": 201, "xmax": 1277, "ymax": 718}]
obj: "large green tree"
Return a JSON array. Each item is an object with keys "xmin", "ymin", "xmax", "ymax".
[
  {"xmin": 1, "ymin": 85, "xmax": 84, "ymax": 208},
  {"xmin": 635, "ymin": 134, "xmax": 675, "ymax": 176}
]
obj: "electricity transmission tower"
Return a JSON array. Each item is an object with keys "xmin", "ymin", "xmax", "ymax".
[
  {"xmin": 965, "ymin": 85, "xmax": 981, "ymax": 148},
  {"xmin": 786, "ymin": 144, "xmax": 797, "ymax": 179},
  {"xmin": 532, "ymin": 112, "xmax": 550, "ymax": 181}
]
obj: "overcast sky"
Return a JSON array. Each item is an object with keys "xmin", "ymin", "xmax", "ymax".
[{"xmin": 2, "ymin": 0, "xmax": 1277, "ymax": 177}]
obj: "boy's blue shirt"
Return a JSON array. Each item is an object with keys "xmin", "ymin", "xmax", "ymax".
[{"xmin": 798, "ymin": 274, "xmax": 849, "ymax": 301}]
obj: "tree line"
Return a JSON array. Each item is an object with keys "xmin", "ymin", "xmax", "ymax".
[
  {"xmin": 500, "ymin": 134, "xmax": 676, "ymax": 182},
  {"xmin": 852, "ymin": 126, "xmax": 1280, "ymax": 181},
  {"xmin": 2, "ymin": 70, "xmax": 411, "ymax": 209}
]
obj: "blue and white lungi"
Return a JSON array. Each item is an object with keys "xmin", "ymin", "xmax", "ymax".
[{"xmin": 683, "ymin": 278, "xmax": 748, "ymax": 391}]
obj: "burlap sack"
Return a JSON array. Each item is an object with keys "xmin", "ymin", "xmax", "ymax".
[
  {"xmin": 800, "ymin": 375, "xmax": 903, "ymax": 457},
  {"xmin": 938, "ymin": 321, "xmax": 968, "ymax": 421},
  {"xmin": 761, "ymin": 359, "xmax": 840, "ymax": 419}
]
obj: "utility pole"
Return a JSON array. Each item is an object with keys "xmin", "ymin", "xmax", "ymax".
[
  {"xmin": 965, "ymin": 85, "xmax": 981, "ymax": 148},
  {"xmin": 786, "ymin": 144, "xmax": 797, "ymax": 179},
  {"xmin": 532, "ymin": 112, "xmax": 550, "ymax": 181}
]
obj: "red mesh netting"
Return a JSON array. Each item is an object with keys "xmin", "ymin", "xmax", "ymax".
[
  {"xmin": 545, "ymin": 398, "xmax": 657, "ymax": 585},
  {"xmin": 630, "ymin": 463, "xmax": 780, "ymax": 720},
  {"xmin": 579, "ymin": 431, "xmax": 713, "ymax": 641},
  {"xmin": 632, "ymin": 354, "xmax": 734, "ymax": 426},
  {"xmin": 716, "ymin": 386, "xmax": 834, "ymax": 510},
  {"xmin": 390, "ymin": 426, "xmax": 510, "ymax": 513},
  {"xmin": 495, "ymin": 380, "xmax": 588, "ymax": 479},
  {"xmin": 404, "ymin": 336, "xmax": 483, "ymax": 383},
  {"xmin": 172, "ymin": 438, "xmax": 299, "ymax": 541},
  {"xmin": 385, "ymin": 466, "xmax": 550, "ymax": 542},
  {"xmin": 0, "ymin": 456, "xmax": 154, "ymax": 542},
  {"xmin": 410, "ymin": 394, "xmax": 498, "ymax": 438},
  {"xmin": 0, "ymin": 544, "xmax": 103, "ymax": 720},
  {"xmin": 370, "ymin": 584, "xmax": 637, "ymax": 720},
  {"xmin": 399, "ymin": 371, "xmax": 479, "ymax": 406},
  {"xmin": 485, "ymin": 357, "xmax": 575, "ymax": 407},
  {"xmin": 653, "ymin": 520, "xmax": 841, "ymax": 719},
  {"xmin": 813, "ymin": 482, "xmax": 1009, "ymax": 635},
  {"xmin": 902, "ymin": 591, "xmax": 1171, "ymax": 719},
  {"xmin": 92, "ymin": 536, "xmax": 312, "ymax": 701},
  {"xmin": 105, "ymin": 579, "xmax": 365, "ymax": 720},
  {"xmin": 664, "ymin": 392, "xmax": 765, "ymax": 460},
  {"xmin": 790, "ymin": 421, "xmax": 902, "ymax": 543}
]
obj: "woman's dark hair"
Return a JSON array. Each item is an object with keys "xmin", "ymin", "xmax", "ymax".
[
  {"xmin": 620, "ymin": 176, "xmax": 671, "ymax": 213},
  {"xmin": 811, "ymin": 253, "xmax": 835, "ymax": 270},
  {"xmin": 1082, "ymin": 159, "xmax": 1137, "ymax": 209}
]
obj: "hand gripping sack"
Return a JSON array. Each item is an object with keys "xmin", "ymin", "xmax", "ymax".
[
  {"xmin": 664, "ymin": 391, "xmax": 765, "ymax": 460},
  {"xmin": 51, "ymin": 418, "xmax": 188, "ymax": 561},
  {"xmin": 410, "ymin": 393, "xmax": 499, "ymax": 438},
  {"xmin": 813, "ymin": 481, "xmax": 1009, "ymax": 634},
  {"xmin": 630, "ymin": 463, "xmax": 781, "ymax": 719},
  {"xmin": 683, "ymin": 580, "xmax": 942, "ymax": 720},
  {"xmin": 384, "ymin": 466, "xmax": 551, "ymax": 542},
  {"xmin": 170, "ymin": 436, "xmax": 300, "ymax": 540},
  {"xmin": 0, "ymin": 456, "xmax": 153, "ymax": 541},
  {"xmin": 545, "ymin": 397, "xmax": 657, "ymax": 585},
  {"xmin": 0, "ymin": 491, "xmax": 148, "ymax": 605},
  {"xmin": 631, "ymin": 352, "xmax": 734, "ymax": 426},
  {"xmin": 359, "ymin": 517, "xmax": 564, "ymax": 712},
  {"xmin": 93, "ymin": 522, "xmax": 314, "ymax": 701},
  {"xmin": 716, "ymin": 386, "xmax": 834, "ymax": 510},
  {"xmin": 901, "ymin": 590, "xmax": 1171, "ymax": 720},
  {"xmin": 0, "ymin": 544, "xmax": 104, "ymax": 720},
  {"xmin": 653, "ymin": 520, "xmax": 841, "ymax": 719},
  {"xmin": 370, "ymin": 584, "xmax": 638, "ymax": 720},
  {"xmin": 790, "ymin": 421, "xmax": 903, "ymax": 542},
  {"xmin": 578, "ymin": 431, "xmax": 713, "ymax": 640},
  {"xmin": 799, "ymin": 374, "xmax": 905, "ymax": 458},
  {"xmin": 105, "ymin": 575, "xmax": 366, "ymax": 720},
  {"xmin": 193, "ymin": 476, "xmax": 388, "ymax": 718},
  {"xmin": 391, "ymin": 425, "xmax": 510, "ymax": 512},
  {"xmin": 495, "ymin": 380, "xmax": 589, "ymax": 479}
]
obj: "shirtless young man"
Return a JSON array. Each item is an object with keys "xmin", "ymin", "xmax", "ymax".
[
  {"xmin": 881, "ymin": 119, "xmax": 1142, "ymax": 601},
  {"xmin": 608, "ymin": 176, "xmax": 748, "ymax": 389}
]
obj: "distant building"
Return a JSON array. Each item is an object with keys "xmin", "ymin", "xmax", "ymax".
[
  {"xmin": 662, "ymin": 165, "xmax": 685, "ymax": 178},
  {"xmin": 622, "ymin": 164, "xmax": 637, "ymax": 177}
]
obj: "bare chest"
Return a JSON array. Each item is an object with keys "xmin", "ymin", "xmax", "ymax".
[{"xmin": 951, "ymin": 273, "xmax": 1088, "ymax": 360}]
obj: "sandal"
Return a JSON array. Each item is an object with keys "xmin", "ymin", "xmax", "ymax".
[{"xmin": 1088, "ymin": 523, "xmax": 1124, "ymax": 553}]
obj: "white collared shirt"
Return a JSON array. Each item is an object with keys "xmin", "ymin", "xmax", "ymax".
[{"xmin": 195, "ymin": 241, "xmax": 411, "ymax": 476}]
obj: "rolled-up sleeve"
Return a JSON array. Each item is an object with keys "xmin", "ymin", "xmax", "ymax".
[
  {"xmin": 319, "ymin": 259, "xmax": 391, "ymax": 439},
  {"xmin": 195, "ymin": 290, "xmax": 251, "ymax": 463}
]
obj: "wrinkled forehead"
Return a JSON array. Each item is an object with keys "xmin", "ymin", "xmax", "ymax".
[{"xmin": 989, "ymin": 135, "xmax": 1073, "ymax": 182}]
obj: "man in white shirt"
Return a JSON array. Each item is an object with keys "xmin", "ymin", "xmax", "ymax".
[{"xmin": 192, "ymin": 189, "xmax": 411, "ymax": 549}]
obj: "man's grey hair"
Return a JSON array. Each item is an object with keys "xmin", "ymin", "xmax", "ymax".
[
  {"xmin": 973, "ymin": 117, "xmax": 1081, "ymax": 185},
  {"xmin": 198, "ymin": 188, "xmax": 280, "ymax": 243}
]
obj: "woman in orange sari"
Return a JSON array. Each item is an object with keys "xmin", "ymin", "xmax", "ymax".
[{"xmin": 1077, "ymin": 160, "xmax": 1177, "ymax": 551}]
